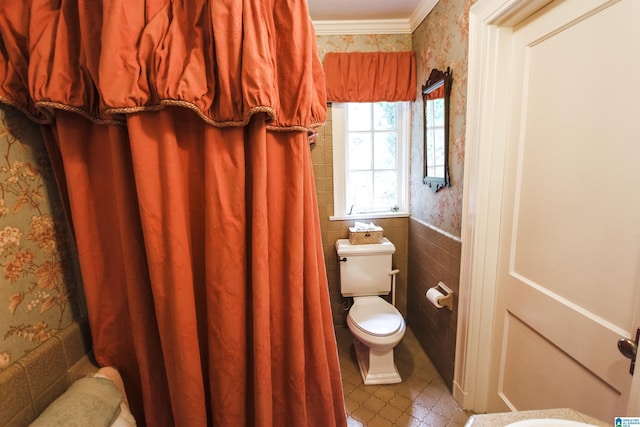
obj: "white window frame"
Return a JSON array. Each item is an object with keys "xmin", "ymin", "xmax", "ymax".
[{"xmin": 330, "ymin": 102, "xmax": 410, "ymax": 220}]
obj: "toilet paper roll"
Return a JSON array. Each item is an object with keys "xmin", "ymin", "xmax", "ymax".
[{"xmin": 426, "ymin": 287, "xmax": 446, "ymax": 308}]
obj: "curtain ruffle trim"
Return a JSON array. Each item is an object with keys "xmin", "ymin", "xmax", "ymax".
[{"xmin": 5, "ymin": 99, "xmax": 324, "ymax": 133}]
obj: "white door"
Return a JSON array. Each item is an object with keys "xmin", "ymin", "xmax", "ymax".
[{"xmin": 486, "ymin": 0, "xmax": 640, "ymax": 421}]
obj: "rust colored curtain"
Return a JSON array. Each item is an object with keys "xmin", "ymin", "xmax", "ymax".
[
  {"xmin": 323, "ymin": 51, "xmax": 416, "ymax": 102},
  {"xmin": 0, "ymin": 1, "xmax": 346, "ymax": 426}
]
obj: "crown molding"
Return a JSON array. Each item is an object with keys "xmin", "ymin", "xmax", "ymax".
[
  {"xmin": 311, "ymin": 0, "xmax": 439, "ymax": 35},
  {"xmin": 312, "ymin": 19, "xmax": 412, "ymax": 35},
  {"xmin": 409, "ymin": 0, "xmax": 439, "ymax": 32}
]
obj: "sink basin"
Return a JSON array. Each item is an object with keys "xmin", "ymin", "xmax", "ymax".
[{"xmin": 506, "ymin": 420, "xmax": 597, "ymax": 427}]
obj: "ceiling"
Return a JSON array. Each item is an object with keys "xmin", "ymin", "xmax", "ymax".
[
  {"xmin": 306, "ymin": 0, "xmax": 438, "ymax": 34},
  {"xmin": 306, "ymin": 0, "xmax": 423, "ymax": 21}
]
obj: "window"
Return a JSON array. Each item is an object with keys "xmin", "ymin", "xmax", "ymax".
[
  {"xmin": 331, "ymin": 102, "xmax": 410, "ymax": 218},
  {"xmin": 425, "ymin": 94, "xmax": 446, "ymax": 178}
]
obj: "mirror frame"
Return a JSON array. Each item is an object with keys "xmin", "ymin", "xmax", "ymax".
[{"xmin": 422, "ymin": 67, "xmax": 452, "ymax": 192}]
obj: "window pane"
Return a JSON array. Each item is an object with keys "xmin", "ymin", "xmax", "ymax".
[
  {"xmin": 373, "ymin": 132, "xmax": 397, "ymax": 169},
  {"xmin": 348, "ymin": 133, "xmax": 372, "ymax": 170},
  {"xmin": 349, "ymin": 171, "xmax": 373, "ymax": 207},
  {"xmin": 433, "ymin": 98, "xmax": 445, "ymax": 127},
  {"xmin": 348, "ymin": 103, "xmax": 372, "ymax": 131},
  {"xmin": 426, "ymin": 100, "xmax": 434, "ymax": 123},
  {"xmin": 435, "ymin": 128, "xmax": 445, "ymax": 166},
  {"xmin": 426, "ymin": 128, "xmax": 436, "ymax": 165},
  {"xmin": 374, "ymin": 102, "xmax": 396, "ymax": 130},
  {"xmin": 335, "ymin": 101, "xmax": 407, "ymax": 215},
  {"xmin": 374, "ymin": 171, "xmax": 397, "ymax": 207}
]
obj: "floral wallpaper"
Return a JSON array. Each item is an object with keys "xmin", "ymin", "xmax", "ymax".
[
  {"xmin": 315, "ymin": 9, "xmax": 474, "ymax": 238},
  {"xmin": 0, "ymin": 105, "xmax": 83, "ymax": 370},
  {"xmin": 410, "ymin": 0, "xmax": 475, "ymax": 237},
  {"xmin": 316, "ymin": 34, "xmax": 412, "ymax": 61}
]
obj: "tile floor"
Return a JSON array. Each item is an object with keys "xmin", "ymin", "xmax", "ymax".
[{"xmin": 335, "ymin": 326, "xmax": 471, "ymax": 427}]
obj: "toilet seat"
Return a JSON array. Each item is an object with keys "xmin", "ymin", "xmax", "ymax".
[{"xmin": 349, "ymin": 297, "xmax": 404, "ymax": 337}]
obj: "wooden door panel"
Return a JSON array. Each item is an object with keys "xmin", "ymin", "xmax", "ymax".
[
  {"xmin": 500, "ymin": 313, "xmax": 622, "ymax": 422},
  {"xmin": 489, "ymin": 0, "xmax": 640, "ymax": 420}
]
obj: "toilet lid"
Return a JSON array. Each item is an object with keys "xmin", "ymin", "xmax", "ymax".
[{"xmin": 349, "ymin": 298, "xmax": 404, "ymax": 337}]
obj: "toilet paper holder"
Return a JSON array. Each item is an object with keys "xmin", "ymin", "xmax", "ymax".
[{"xmin": 426, "ymin": 281, "xmax": 454, "ymax": 311}]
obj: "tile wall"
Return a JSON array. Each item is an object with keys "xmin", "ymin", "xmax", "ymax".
[
  {"xmin": 0, "ymin": 318, "xmax": 95, "ymax": 426},
  {"xmin": 407, "ymin": 218, "xmax": 461, "ymax": 389}
]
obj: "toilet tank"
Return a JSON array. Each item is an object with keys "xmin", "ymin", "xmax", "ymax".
[{"xmin": 335, "ymin": 238, "xmax": 396, "ymax": 296}]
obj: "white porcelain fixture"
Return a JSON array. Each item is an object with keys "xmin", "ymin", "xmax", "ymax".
[
  {"xmin": 336, "ymin": 238, "xmax": 406, "ymax": 385},
  {"xmin": 506, "ymin": 420, "xmax": 597, "ymax": 427}
]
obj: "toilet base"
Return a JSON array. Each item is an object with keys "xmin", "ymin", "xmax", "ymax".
[{"xmin": 353, "ymin": 339, "xmax": 402, "ymax": 385}]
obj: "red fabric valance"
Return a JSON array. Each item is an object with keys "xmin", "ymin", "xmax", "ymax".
[
  {"xmin": 323, "ymin": 51, "xmax": 416, "ymax": 102},
  {"xmin": 426, "ymin": 84, "xmax": 445, "ymax": 100}
]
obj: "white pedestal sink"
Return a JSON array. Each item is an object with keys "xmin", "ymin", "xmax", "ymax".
[{"xmin": 507, "ymin": 420, "xmax": 597, "ymax": 427}]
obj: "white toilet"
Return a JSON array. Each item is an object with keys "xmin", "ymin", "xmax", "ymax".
[{"xmin": 336, "ymin": 238, "xmax": 406, "ymax": 385}]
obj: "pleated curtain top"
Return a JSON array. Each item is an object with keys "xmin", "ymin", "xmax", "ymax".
[{"xmin": 0, "ymin": 0, "xmax": 327, "ymax": 131}]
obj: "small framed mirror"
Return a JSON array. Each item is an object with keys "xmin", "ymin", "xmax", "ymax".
[{"xmin": 422, "ymin": 67, "xmax": 452, "ymax": 192}]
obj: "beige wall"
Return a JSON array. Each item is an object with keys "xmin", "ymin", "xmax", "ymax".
[
  {"xmin": 407, "ymin": 0, "xmax": 475, "ymax": 390},
  {"xmin": 312, "ymin": 3, "xmax": 474, "ymax": 363}
]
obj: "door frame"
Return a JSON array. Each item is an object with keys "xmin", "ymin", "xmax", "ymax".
[{"xmin": 454, "ymin": 0, "xmax": 640, "ymax": 415}]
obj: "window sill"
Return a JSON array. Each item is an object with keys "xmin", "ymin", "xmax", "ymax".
[{"xmin": 329, "ymin": 212, "xmax": 411, "ymax": 221}]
